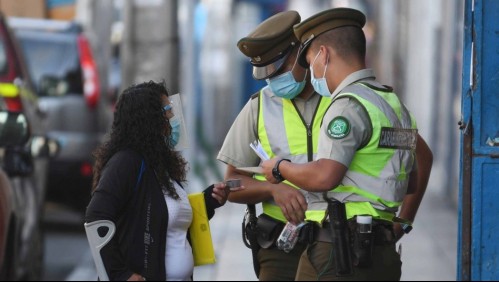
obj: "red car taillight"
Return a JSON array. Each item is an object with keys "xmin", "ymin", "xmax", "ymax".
[
  {"xmin": 4, "ymin": 97, "xmax": 23, "ymax": 112},
  {"xmin": 77, "ymin": 35, "xmax": 100, "ymax": 109},
  {"xmin": 80, "ymin": 161, "xmax": 93, "ymax": 178},
  {"xmin": 0, "ymin": 83, "xmax": 23, "ymax": 112}
]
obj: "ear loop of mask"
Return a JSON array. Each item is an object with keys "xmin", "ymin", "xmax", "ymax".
[
  {"xmin": 311, "ymin": 49, "xmax": 329, "ymax": 79},
  {"xmin": 290, "ymin": 48, "xmax": 308, "ymax": 82},
  {"xmin": 323, "ymin": 54, "xmax": 329, "ymax": 77},
  {"xmin": 272, "ymin": 47, "xmax": 309, "ymax": 83}
]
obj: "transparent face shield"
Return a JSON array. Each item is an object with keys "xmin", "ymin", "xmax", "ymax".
[{"xmin": 168, "ymin": 93, "xmax": 189, "ymax": 151}]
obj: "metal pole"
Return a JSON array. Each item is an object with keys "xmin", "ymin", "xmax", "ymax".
[
  {"xmin": 179, "ymin": 0, "xmax": 198, "ymax": 190},
  {"xmin": 121, "ymin": 0, "xmax": 179, "ymax": 92}
]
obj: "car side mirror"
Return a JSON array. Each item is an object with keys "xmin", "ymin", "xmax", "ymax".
[
  {"xmin": 31, "ymin": 136, "xmax": 60, "ymax": 159},
  {"xmin": 38, "ymin": 75, "xmax": 68, "ymax": 97},
  {"xmin": 0, "ymin": 111, "xmax": 29, "ymax": 146},
  {"xmin": 0, "ymin": 111, "xmax": 33, "ymax": 177}
]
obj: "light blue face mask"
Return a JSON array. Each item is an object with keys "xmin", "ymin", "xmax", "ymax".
[
  {"xmin": 168, "ymin": 115, "xmax": 181, "ymax": 147},
  {"xmin": 266, "ymin": 68, "xmax": 307, "ymax": 100},
  {"xmin": 310, "ymin": 50, "xmax": 331, "ymax": 97}
]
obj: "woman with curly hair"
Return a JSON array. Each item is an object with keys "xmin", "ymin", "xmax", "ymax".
[{"xmin": 85, "ymin": 80, "xmax": 241, "ymax": 281}]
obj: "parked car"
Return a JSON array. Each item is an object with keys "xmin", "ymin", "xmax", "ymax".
[
  {"xmin": 0, "ymin": 111, "xmax": 38, "ymax": 281},
  {"xmin": 7, "ymin": 17, "xmax": 111, "ymax": 211},
  {"xmin": 0, "ymin": 13, "xmax": 55, "ymax": 280}
]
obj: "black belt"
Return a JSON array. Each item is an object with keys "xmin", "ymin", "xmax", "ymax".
[{"xmin": 304, "ymin": 221, "xmax": 395, "ymax": 245}]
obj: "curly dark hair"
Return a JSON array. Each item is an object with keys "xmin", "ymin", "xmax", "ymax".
[{"xmin": 92, "ymin": 80, "xmax": 187, "ymax": 199}]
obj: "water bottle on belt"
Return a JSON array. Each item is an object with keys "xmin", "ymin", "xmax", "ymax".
[
  {"xmin": 276, "ymin": 222, "xmax": 305, "ymax": 253},
  {"xmin": 353, "ymin": 215, "xmax": 374, "ymax": 267}
]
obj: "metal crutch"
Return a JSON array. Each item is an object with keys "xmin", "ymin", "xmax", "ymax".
[{"xmin": 84, "ymin": 220, "xmax": 116, "ymax": 281}]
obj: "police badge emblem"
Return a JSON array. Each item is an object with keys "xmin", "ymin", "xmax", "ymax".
[{"xmin": 327, "ymin": 116, "xmax": 350, "ymax": 139}]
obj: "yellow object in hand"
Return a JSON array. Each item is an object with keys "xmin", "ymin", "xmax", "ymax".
[{"xmin": 188, "ymin": 193, "xmax": 216, "ymax": 266}]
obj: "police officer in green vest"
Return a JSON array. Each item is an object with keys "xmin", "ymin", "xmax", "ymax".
[
  {"xmin": 261, "ymin": 8, "xmax": 433, "ymax": 281},
  {"xmin": 217, "ymin": 10, "xmax": 332, "ymax": 281}
]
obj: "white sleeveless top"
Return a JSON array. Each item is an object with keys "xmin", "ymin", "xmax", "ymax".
[{"xmin": 164, "ymin": 181, "xmax": 194, "ymax": 281}]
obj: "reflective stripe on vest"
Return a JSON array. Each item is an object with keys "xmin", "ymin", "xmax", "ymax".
[
  {"xmin": 306, "ymin": 82, "xmax": 417, "ymax": 224},
  {"xmin": 254, "ymin": 86, "xmax": 331, "ymax": 222}
]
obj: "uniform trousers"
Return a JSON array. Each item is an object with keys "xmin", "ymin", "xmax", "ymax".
[
  {"xmin": 295, "ymin": 241, "xmax": 401, "ymax": 281},
  {"xmin": 257, "ymin": 242, "xmax": 307, "ymax": 281}
]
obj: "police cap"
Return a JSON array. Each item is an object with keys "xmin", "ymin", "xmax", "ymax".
[
  {"xmin": 293, "ymin": 8, "xmax": 366, "ymax": 68},
  {"xmin": 237, "ymin": 11, "xmax": 301, "ymax": 80}
]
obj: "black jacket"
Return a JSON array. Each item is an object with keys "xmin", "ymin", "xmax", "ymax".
[{"xmin": 85, "ymin": 149, "xmax": 221, "ymax": 281}]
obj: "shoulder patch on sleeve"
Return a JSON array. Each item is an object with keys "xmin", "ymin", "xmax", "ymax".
[{"xmin": 327, "ymin": 116, "xmax": 351, "ymax": 139}]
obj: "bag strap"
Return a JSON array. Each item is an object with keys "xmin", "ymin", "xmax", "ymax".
[
  {"xmin": 126, "ymin": 159, "xmax": 145, "ymax": 209},
  {"xmin": 133, "ymin": 159, "xmax": 146, "ymax": 192}
]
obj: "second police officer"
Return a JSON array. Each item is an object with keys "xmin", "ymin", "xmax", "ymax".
[{"xmin": 261, "ymin": 7, "xmax": 433, "ymax": 281}]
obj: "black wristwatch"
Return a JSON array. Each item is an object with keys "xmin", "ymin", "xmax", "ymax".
[
  {"xmin": 392, "ymin": 216, "xmax": 413, "ymax": 234},
  {"xmin": 401, "ymin": 223, "xmax": 413, "ymax": 234},
  {"xmin": 272, "ymin": 159, "xmax": 291, "ymax": 183}
]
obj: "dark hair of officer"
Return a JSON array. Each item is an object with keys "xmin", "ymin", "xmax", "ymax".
[
  {"xmin": 294, "ymin": 7, "xmax": 366, "ymax": 68},
  {"xmin": 313, "ymin": 26, "xmax": 366, "ymax": 62},
  {"xmin": 92, "ymin": 80, "xmax": 187, "ymax": 198}
]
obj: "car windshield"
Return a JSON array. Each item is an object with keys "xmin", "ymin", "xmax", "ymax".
[
  {"xmin": 16, "ymin": 31, "xmax": 83, "ymax": 97},
  {"xmin": 0, "ymin": 38, "xmax": 7, "ymax": 77}
]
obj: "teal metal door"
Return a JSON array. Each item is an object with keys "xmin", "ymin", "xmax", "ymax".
[{"xmin": 459, "ymin": 0, "xmax": 499, "ymax": 280}]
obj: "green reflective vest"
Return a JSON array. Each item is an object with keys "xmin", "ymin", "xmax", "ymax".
[
  {"xmin": 254, "ymin": 87, "xmax": 331, "ymax": 222},
  {"xmin": 306, "ymin": 82, "xmax": 418, "ymax": 224}
]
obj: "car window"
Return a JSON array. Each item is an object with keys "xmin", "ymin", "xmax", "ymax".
[
  {"xmin": 0, "ymin": 36, "xmax": 7, "ymax": 76},
  {"xmin": 16, "ymin": 31, "xmax": 83, "ymax": 97},
  {"xmin": 0, "ymin": 38, "xmax": 7, "ymax": 75}
]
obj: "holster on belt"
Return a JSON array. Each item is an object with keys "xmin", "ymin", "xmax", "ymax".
[
  {"xmin": 348, "ymin": 218, "xmax": 396, "ymax": 268},
  {"xmin": 324, "ymin": 193, "xmax": 353, "ymax": 277},
  {"xmin": 242, "ymin": 204, "xmax": 261, "ymax": 278},
  {"xmin": 255, "ymin": 214, "xmax": 285, "ymax": 249},
  {"xmin": 351, "ymin": 219, "xmax": 374, "ymax": 268}
]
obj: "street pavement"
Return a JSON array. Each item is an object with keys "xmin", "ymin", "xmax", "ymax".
[{"xmin": 68, "ymin": 171, "xmax": 458, "ymax": 281}]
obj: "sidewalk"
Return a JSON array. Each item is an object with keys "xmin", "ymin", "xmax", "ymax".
[
  {"xmin": 194, "ymin": 187, "xmax": 458, "ymax": 281},
  {"xmin": 193, "ymin": 203, "xmax": 256, "ymax": 281},
  {"xmin": 398, "ymin": 188, "xmax": 458, "ymax": 280}
]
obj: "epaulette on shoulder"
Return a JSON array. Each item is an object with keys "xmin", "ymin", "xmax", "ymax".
[
  {"xmin": 359, "ymin": 82, "xmax": 393, "ymax": 92},
  {"xmin": 382, "ymin": 85, "xmax": 394, "ymax": 92}
]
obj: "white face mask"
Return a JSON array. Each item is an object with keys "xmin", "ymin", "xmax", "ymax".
[{"xmin": 309, "ymin": 50, "xmax": 331, "ymax": 97}]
